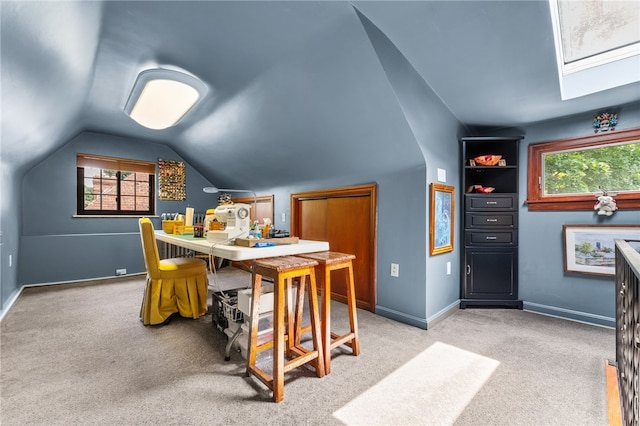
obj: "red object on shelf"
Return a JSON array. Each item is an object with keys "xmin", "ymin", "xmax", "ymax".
[{"xmin": 473, "ymin": 154, "xmax": 502, "ymax": 166}]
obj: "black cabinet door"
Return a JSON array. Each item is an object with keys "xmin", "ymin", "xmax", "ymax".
[{"xmin": 463, "ymin": 247, "xmax": 518, "ymax": 300}]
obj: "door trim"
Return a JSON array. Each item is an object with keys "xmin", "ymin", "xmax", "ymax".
[{"xmin": 290, "ymin": 183, "xmax": 377, "ymax": 311}]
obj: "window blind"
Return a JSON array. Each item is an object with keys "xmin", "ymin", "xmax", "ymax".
[{"xmin": 77, "ymin": 153, "xmax": 155, "ymax": 174}]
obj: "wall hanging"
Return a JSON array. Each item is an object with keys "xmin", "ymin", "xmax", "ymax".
[
  {"xmin": 593, "ymin": 112, "xmax": 617, "ymax": 133},
  {"xmin": 158, "ymin": 159, "xmax": 186, "ymax": 201},
  {"xmin": 562, "ymin": 224, "xmax": 640, "ymax": 276},
  {"xmin": 429, "ymin": 183, "xmax": 455, "ymax": 255}
]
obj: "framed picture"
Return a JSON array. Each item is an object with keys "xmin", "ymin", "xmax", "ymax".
[
  {"xmin": 562, "ymin": 224, "xmax": 640, "ymax": 276},
  {"xmin": 430, "ymin": 183, "xmax": 455, "ymax": 255}
]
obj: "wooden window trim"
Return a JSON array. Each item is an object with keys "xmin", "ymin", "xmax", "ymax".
[{"xmin": 526, "ymin": 127, "xmax": 640, "ymax": 211}]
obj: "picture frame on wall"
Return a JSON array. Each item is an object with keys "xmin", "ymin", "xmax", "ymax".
[
  {"xmin": 562, "ymin": 224, "xmax": 640, "ymax": 276},
  {"xmin": 429, "ymin": 183, "xmax": 455, "ymax": 256}
]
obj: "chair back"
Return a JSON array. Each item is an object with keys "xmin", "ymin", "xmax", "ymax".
[{"xmin": 139, "ymin": 218, "xmax": 161, "ymax": 278}]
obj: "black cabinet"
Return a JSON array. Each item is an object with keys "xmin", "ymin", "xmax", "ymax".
[{"xmin": 460, "ymin": 137, "xmax": 523, "ymax": 309}]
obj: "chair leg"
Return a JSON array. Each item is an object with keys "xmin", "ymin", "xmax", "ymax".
[
  {"xmin": 345, "ymin": 262, "xmax": 360, "ymax": 356},
  {"xmin": 293, "ymin": 276, "xmax": 306, "ymax": 347},
  {"xmin": 307, "ymin": 271, "xmax": 325, "ymax": 378},
  {"xmin": 246, "ymin": 272, "xmax": 263, "ymax": 372},
  {"xmin": 272, "ymin": 275, "xmax": 286, "ymax": 402}
]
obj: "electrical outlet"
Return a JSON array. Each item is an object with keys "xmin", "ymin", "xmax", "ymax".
[
  {"xmin": 115, "ymin": 268, "xmax": 127, "ymax": 276},
  {"xmin": 447, "ymin": 261, "xmax": 451, "ymax": 275},
  {"xmin": 390, "ymin": 263, "xmax": 399, "ymax": 277},
  {"xmin": 282, "ymin": 212, "xmax": 286, "ymax": 222},
  {"xmin": 9, "ymin": 254, "xmax": 12, "ymax": 268}
]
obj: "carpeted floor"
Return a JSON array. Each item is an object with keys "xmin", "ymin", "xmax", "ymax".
[{"xmin": 1, "ymin": 269, "xmax": 614, "ymax": 425}]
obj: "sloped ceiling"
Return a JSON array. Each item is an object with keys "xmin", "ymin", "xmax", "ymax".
[{"xmin": 2, "ymin": 1, "xmax": 639, "ymax": 189}]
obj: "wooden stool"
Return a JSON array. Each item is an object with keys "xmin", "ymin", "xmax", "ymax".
[
  {"xmin": 297, "ymin": 251, "xmax": 360, "ymax": 374},
  {"xmin": 246, "ymin": 256, "xmax": 325, "ymax": 403}
]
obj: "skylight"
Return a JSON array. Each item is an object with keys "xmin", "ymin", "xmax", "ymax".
[{"xmin": 549, "ymin": 0, "xmax": 640, "ymax": 100}]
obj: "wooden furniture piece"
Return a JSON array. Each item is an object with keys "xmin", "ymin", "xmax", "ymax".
[
  {"xmin": 138, "ymin": 218, "xmax": 209, "ymax": 325},
  {"xmin": 297, "ymin": 251, "xmax": 360, "ymax": 374},
  {"xmin": 247, "ymin": 256, "xmax": 325, "ymax": 403},
  {"xmin": 460, "ymin": 137, "xmax": 523, "ymax": 309}
]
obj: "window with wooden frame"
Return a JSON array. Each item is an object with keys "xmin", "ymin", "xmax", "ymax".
[
  {"xmin": 77, "ymin": 153, "xmax": 156, "ymax": 216},
  {"xmin": 526, "ymin": 127, "xmax": 640, "ymax": 211}
]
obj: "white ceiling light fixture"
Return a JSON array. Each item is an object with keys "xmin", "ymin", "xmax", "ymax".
[{"xmin": 124, "ymin": 68, "xmax": 207, "ymax": 130}]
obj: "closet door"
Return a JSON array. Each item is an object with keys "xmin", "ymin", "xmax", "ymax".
[
  {"xmin": 298, "ymin": 198, "xmax": 328, "ymax": 241},
  {"xmin": 292, "ymin": 185, "xmax": 376, "ymax": 311}
]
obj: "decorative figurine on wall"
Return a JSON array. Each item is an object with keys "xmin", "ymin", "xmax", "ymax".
[
  {"xmin": 594, "ymin": 186, "xmax": 618, "ymax": 216},
  {"xmin": 593, "ymin": 112, "xmax": 617, "ymax": 133}
]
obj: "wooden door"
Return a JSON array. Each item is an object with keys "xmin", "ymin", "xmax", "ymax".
[
  {"xmin": 232, "ymin": 195, "xmax": 274, "ymax": 225},
  {"xmin": 292, "ymin": 184, "xmax": 376, "ymax": 311}
]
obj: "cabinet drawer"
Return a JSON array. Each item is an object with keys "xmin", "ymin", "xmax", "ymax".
[
  {"xmin": 465, "ymin": 212, "xmax": 517, "ymax": 228},
  {"xmin": 465, "ymin": 230, "xmax": 517, "ymax": 245},
  {"xmin": 465, "ymin": 194, "xmax": 517, "ymax": 211}
]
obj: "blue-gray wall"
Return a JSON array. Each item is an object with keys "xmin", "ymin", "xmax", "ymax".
[
  {"xmin": 6, "ymin": 108, "xmax": 639, "ymax": 329},
  {"xmin": 357, "ymin": 8, "xmax": 463, "ymax": 324},
  {"xmin": 19, "ymin": 132, "xmax": 214, "ymax": 285},
  {"xmin": 1, "ymin": 0, "xmax": 637, "ymax": 330},
  {"xmin": 1, "ymin": 167, "xmax": 21, "ymax": 312},
  {"xmin": 518, "ymin": 102, "xmax": 640, "ymax": 327},
  {"xmin": 257, "ymin": 8, "xmax": 463, "ymax": 329}
]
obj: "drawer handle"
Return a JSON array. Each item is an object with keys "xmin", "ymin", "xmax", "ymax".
[
  {"xmin": 486, "ymin": 218, "xmax": 498, "ymax": 222},
  {"xmin": 485, "ymin": 236, "xmax": 497, "ymax": 240},
  {"xmin": 486, "ymin": 201, "xmax": 498, "ymax": 205},
  {"xmin": 466, "ymin": 265, "xmax": 471, "ymax": 275}
]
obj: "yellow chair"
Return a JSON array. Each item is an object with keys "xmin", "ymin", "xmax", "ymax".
[{"xmin": 138, "ymin": 217, "xmax": 208, "ymax": 325}]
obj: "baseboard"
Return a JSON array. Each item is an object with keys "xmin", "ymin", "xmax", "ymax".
[
  {"xmin": 426, "ymin": 300, "xmax": 459, "ymax": 329},
  {"xmin": 0, "ymin": 273, "xmax": 146, "ymax": 323},
  {"xmin": 22, "ymin": 272, "xmax": 146, "ymax": 289},
  {"xmin": 0, "ymin": 286, "xmax": 25, "ymax": 323},
  {"xmin": 375, "ymin": 305, "xmax": 428, "ymax": 329},
  {"xmin": 523, "ymin": 301, "xmax": 615, "ymax": 328}
]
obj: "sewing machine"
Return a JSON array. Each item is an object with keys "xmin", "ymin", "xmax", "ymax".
[{"xmin": 206, "ymin": 203, "xmax": 251, "ymax": 243}]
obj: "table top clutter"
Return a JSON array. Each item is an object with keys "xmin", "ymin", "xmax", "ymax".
[{"xmin": 154, "ymin": 231, "xmax": 329, "ymax": 261}]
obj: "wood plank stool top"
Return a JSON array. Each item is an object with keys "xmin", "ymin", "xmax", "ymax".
[
  {"xmin": 297, "ymin": 251, "xmax": 360, "ymax": 374},
  {"xmin": 246, "ymin": 255, "xmax": 325, "ymax": 403}
]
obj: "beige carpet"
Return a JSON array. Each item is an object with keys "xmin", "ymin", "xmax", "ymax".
[
  {"xmin": 333, "ymin": 341, "xmax": 500, "ymax": 425},
  {"xmin": 1, "ymin": 271, "xmax": 615, "ymax": 425}
]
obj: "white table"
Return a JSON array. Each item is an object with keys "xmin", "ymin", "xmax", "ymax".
[
  {"xmin": 154, "ymin": 230, "xmax": 329, "ymax": 361},
  {"xmin": 154, "ymin": 231, "xmax": 329, "ymax": 260}
]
